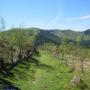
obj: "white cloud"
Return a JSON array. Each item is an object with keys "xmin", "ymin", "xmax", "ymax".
[{"xmin": 66, "ymin": 15, "xmax": 90, "ymax": 21}]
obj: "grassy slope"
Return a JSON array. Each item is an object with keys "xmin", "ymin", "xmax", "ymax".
[
  {"xmin": 31, "ymin": 51, "xmax": 73, "ymax": 90},
  {"xmin": 1, "ymin": 51, "xmax": 90, "ymax": 90}
]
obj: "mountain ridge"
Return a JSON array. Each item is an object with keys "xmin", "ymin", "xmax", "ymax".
[{"xmin": 1, "ymin": 28, "xmax": 90, "ymax": 47}]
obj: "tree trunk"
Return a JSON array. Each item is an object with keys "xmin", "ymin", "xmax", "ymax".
[
  {"xmin": 80, "ymin": 59, "xmax": 84, "ymax": 73},
  {"xmin": 61, "ymin": 52, "xmax": 64, "ymax": 63}
]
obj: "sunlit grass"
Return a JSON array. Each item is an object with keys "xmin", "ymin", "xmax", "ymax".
[{"xmin": 1, "ymin": 51, "xmax": 90, "ymax": 90}]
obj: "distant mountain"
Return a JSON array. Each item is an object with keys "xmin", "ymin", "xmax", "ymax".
[
  {"xmin": 1, "ymin": 28, "xmax": 90, "ymax": 47},
  {"xmin": 49, "ymin": 29, "xmax": 81, "ymax": 40},
  {"xmin": 49, "ymin": 29, "xmax": 90, "ymax": 46},
  {"xmin": 83, "ymin": 29, "xmax": 90, "ymax": 35},
  {"xmin": 35, "ymin": 30, "xmax": 61, "ymax": 46}
]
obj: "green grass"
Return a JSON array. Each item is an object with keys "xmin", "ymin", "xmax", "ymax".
[{"xmin": 0, "ymin": 51, "xmax": 90, "ymax": 90}]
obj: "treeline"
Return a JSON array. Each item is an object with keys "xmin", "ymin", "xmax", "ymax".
[
  {"xmin": 31, "ymin": 29, "xmax": 90, "ymax": 48},
  {"xmin": 0, "ymin": 28, "xmax": 39, "ymax": 74}
]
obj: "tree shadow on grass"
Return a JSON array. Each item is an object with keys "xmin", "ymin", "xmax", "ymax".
[
  {"xmin": 0, "ymin": 57, "xmax": 55, "ymax": 90},
  {"xmin": 0, "ymin": 77, "xmax": 20, "ymax": 90},
  {"xmin": 30, "ymin": 58, "xmax": 55, "ymax": 70},
  {"xmin": 0, "ymin": 61, "xmax": 32, "ymax": 90},
  {"xmin": 21, "ymin": 58, "xmax": 55, "ymax": 71}
]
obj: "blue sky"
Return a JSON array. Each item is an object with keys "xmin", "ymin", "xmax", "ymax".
[{"xmin": 0, "ymin": 0, "xmax": 90, "ymax": 31}]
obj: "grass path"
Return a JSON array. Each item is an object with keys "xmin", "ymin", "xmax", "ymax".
[
  {"xmin": 26, "ymin": 51, "xmax": 73, "ymax": 90},
  {"xmin": 1, "ymin": 51, "xmax": 74, "ymax": 90}
]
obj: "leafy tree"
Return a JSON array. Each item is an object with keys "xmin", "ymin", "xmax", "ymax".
[{"xmin": 59, "ymin": 37, "xmax": 68, "ymax": 64}]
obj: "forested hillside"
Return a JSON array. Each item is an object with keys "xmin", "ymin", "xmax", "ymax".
[{"xmin": 6, "ymin": 28, "xmax": 90, "ymax": 47}]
